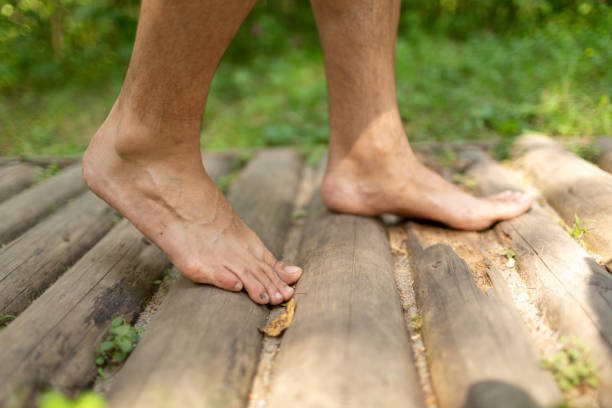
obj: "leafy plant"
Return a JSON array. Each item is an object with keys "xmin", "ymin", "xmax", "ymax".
[
  {"xmin": 153, "ymin": 268, "xmax": 173, "ymax": 285},
  {"xmin": 38, "ymin": 390, "xmax": 106, "ymax": 408},
  {"xmin": 410, "ymin": 313, "xmax": 423, "ymax": 331},
  {"xmin": 0, "ymin": 314, "xmax": 16, "ymax": 329},
  {"xmin": 499, "ymin": 247, "xmax": 515, "ymax": 260},
  {"xmin": 291, "ymin": 208, "xmax": 307, "ymax": 219},
  {"xmin": 568, "ymin": 214, "xmax": 591, "ymax": 249},
  {"xmin": 95, "ymin": 317, "xmax": 142, "ymax": 375},
  {"xmin": 542, "ymin": 336, "xmax": 599, "ymax": 391}
]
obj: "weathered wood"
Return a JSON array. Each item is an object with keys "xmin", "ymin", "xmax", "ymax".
[
  {"xmin": 516, "ymin": 134, "xmax": 612, "ymax": 266},
  {"xmin": 0, "ymin": 218, "xmax": 170, "ymax": 406},
  {"xmin": 0, "ymin": 155, "xmax": 81, "ymax": 168},
  {"xmin": 406, "ymin": 223, "xmax": 561, "ymax": 408},
  {"xmin": 0, "ymin": 163, "xmax": 38, "ymax": 202},
  {"xmin": 461, "ymin": 146, "xmax": 612, "ymax": 407},
  {"xmin": 267, "ymin": 194, "xmax": 425, "ymax": 408},
  {"xmin": 597, "ymin": 137, "xmax": 612, "ymax": 174},
  {"xmin": 108, "ymin": 149, "xmax": 301, "ymax": 408},
  {"xmin": 0, "ymin": 192, "xmax": 117, "ymax": 316},
  {"xmin": 0, "ymin": 164, "xmax": 86, "ymax": 244}
]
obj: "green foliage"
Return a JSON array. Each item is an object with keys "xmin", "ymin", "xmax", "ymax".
[
  {"xmin": 569, "ymin": 213, "xmax": 589, "ymax": 248},
  {"xmin": 542, "ymin": 336, "xmax": 599, "ymax": 391},
  {"xmin": 95, "ymin": 317, "xmax": 141, "ymax": 374},
  {"xmin": 499, "ymin": 247, "xmax": 516, "ymax": 260},
  {"xmin": 35, "ymin": 162, "xmax": 60, "ymax": 182},
  {"xmin": 291, "ymin": 208, "xmax": 307, "ymax": 220},
  {"xmin": 0, "ymin": 313, "xmax": 16, "ymax": 329},
  {"xmin": 410, "ymin": 313, "xmax": 423, "ymax": 331},
  {"xmin": 38, "ymin": 390, "xmax": 106, "ymax": 408},
  {"xmin": 153, "ymin": 268, "xmax": 172, "ymax": 285},
  {"xmin": 1, "ymin": 0, "xmax": 611, "ymax": 156}
]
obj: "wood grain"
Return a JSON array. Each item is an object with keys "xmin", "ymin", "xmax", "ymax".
[
  {"xmin": 516, "ymin": 134, "xmax": 612, "ymax": 266},
  {"xmin": 0, "ymin": 191, "xmax": 116, "ymax": 316},
  {"xmin": 406, "ymin": 223, "xmax": 561, "ymax": 408},
  {"xmin": 461, "ymin": 146, "xmax": 612, "ymax": 407},
  {"xmin": 0, "ymin": 163, "xmax": 38, "ymax": 202},
  {"xmin": 267, "ymin": 193, "xmax": 425, "ymax": 408},
  {"xmin": 0, "ymin": 164, "xmax": 86, "ymax": 244},
  {"xmin": 107, "ymin": 149, "xmax": 301, "ymax": 408}
]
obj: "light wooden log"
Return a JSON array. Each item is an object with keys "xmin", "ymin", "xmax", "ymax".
[
  {"xmin": 461, "ymin": 146, "xmax": 612, "ymax": 407},
  {"xmin": 0, "ymin": 163, "xmax": 38, "ymax": 202},
  {"xmin": 0, "ymin": 164, "xmax": 86, "ymax": 245},
  {"xmin": 267, "ymin": 194, "xmax": 425, "ymax": 408},
  {"xmin": 0, "ymin": 192, "xmax": 117, "ymax": 316},
  {"xmin": 107, "ymin": 149, "xmax": 301, "ymax": 408},
  {"xmin": 406, "ymin": 223, "xmax": 561, "ymax": 408},
  {"xmin": 516, "ymin": 134, "xmax": 612, "ymax": 267},
  {"xmin": 597, "ymin": 137, "xmax": 612, "ymax": 174}
]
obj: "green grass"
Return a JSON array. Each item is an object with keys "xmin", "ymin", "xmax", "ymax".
[
  {"xmin": 38, "ymin": 390, "xmax": 106, "ymax": 408},
  {"xmin": 1, "ymin": 13, "xmax": 610, "ymax": 156}
]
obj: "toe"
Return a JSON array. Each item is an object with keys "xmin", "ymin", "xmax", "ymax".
[
  {"xmin": 263, "ymin": 250, "xmax": 302, "ymax": 285},
  {"xmin": 235, "ymin": 269, "xmax": 270, "ymax": 305},
  {"xmin": 259, "ymin": 261, "xmax": 295, "ymax": 301},
  {"xmin": 252, "ymin": 266, "xmax": 284, "ymax": 305},
  {"xmin": 213, "ymin": 269, "xmax": 243, "ymax": 292}
]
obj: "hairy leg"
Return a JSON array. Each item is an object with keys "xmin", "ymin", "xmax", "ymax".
[
  {"xmin": 83, "ymin": 0, "xmax": 301, "ymax": 305},
  {"xmin": 310, "ymin": 0, "xmax": 531, "ymax": 230}
]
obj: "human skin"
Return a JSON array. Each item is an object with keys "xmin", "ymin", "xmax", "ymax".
[{"xmin": 83, "ymin": 0, "xmax": 532, "ymax": 305}]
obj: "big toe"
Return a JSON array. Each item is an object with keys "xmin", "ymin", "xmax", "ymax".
[
  {"xmin": 488, "ymin": 192, "xmax": 533, "ymax": 219},
  {"xmin": 275, "ymin": 262, "xmax": 303, "ymax": 285}
]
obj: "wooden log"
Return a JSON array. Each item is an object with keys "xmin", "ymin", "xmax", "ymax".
[
  {"xmin": 0, "ymin": 163, "xmax": 38, "ymax": 202},
  {"xmin": 597, "ymin": 137, "xmax": 612, "ymax": 174},
  {"xmin": 0, "ymin": 192, "xmax": 117, "ymax": 316},
  {"xmin": 267, "ymin": 194, "xmax": 425, "ymax": 408},
  {"xmin": 515, "ymin": 134, "xmax": 612, "ymax": 267},
  {"xmin": 0, "ymin": 219, "xmax": 170, "ymax": 406},
  {"xmin": 460, "ymin": 146, "xmax": 612, "ymax": 407},
  {"xmin": 0, "ymin": 155, "xmax": 81, "ymax": 168},
  {"xmin": 0, "ymin": 164, "xmax": 86, "ymax": 245},
  {"xmin": 107, "ymin": 149, "xmax": 301, "ymax": 408},
  {"xmin": 406, "ymin": 223, "xmax": 561, "ymax": 408}
]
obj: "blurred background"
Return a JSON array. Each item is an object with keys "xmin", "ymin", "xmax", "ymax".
[{"xmin": 0, "ymin": 0, "xmax": 610, "ymax": 160}]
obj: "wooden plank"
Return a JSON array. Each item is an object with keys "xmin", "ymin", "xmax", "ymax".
[
  {"xmin": 0, "ymin": 192, "xmax": 117, "ymax": 316},
  {"xmin": 0, "ymin": 163, "xmax": 38, "ymax": 202},
  {"xmin": 460, "ymin": 147, "xmax": 612, "ymax": 407},
  {"xmin": 0, "ymin": 155, "xmax": 81, "ymax": 168},
  {"xmin": 516, "ymin": 134, "xmax": 612, "ymax": 266},
  {"xmin": 597, "ymin": 137, "xmax": 612, "ymax": 174},
  {"xmin": 107, "ymin": 149, "xmax": 301, "ymax": 408},
  {"xmin": 0, "ymin": 164, "xmax": 86, "ymax": 245},
  {"xmin": 267, "ymin": 194, "xmax": 425, "ymax": 408},
  {"xmin": 405, "ymin": 223, "xmax": 561, "ymax": 408}
]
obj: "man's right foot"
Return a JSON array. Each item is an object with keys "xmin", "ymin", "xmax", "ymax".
[{"xmin": 83, "ymin": 107, "xmax": 301, "ymax": 305}]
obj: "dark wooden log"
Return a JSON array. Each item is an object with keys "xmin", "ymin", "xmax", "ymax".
[
  {"xmin": 516, "ymin": 134, "xmax": 612, "ymax": 267},
  {"xmin": 267, "ymin": 194, "xmax": 425, "ymax": 408},
  {"xmin": 0, "ymin": 163, "xmax": 38, "ymax": 202},
  {"xmin": 0, "ymin": 192, "xmax": 117, "ymax": 316},
  {"xmin": 0, "ymin": 219, "xmax": 170, "ymax": 406},
  {"xmin": 0, "ymin": 155, "xmax": 81, "ymax": 168},
  {"xmin": 107, "ymin": 149, "xmax": 301, "ymax": 408},
  {"xmin": 406, "ymin": 223, "xmax": 561, "ymax": 408},
  {"xmin": 460, "ymin": 146, "xmax": 612, "ymax": 407},
  {"xmin": 0, "ymin": 164, "xmax": 86, "ymax": 245},
  {"xmin": 597, "ymin": 137, "xmax": 612, "ymax": 174}
]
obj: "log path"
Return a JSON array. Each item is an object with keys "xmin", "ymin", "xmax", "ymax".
[{"xmin": 1, "ymin": 139, "xmax": 611, "ymax": 408}]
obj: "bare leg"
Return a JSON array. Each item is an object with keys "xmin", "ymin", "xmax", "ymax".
[
  {"xmin": 311, "ymin": 0, "xmax": 532, "ymax": 230},
  {"xmin": 83, "ymin": 0, "xmax": 301, "ymax": 305}
]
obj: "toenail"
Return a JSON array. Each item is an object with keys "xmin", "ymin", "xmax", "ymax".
[
  {"xmin": 274, "ymin": 292, "xmax": 283, "ymax": 302},
  {"xmin": 234, "ymin": 281, "xmax": 243, "ymax": 290},
  {"xmin": 284, "ymin": 266, "xmax": 301, "ymax": 274},
  {"xmin": 285, "ymin": 285, "xmax": 294, "ymax": 295},
  {"xmin": 259, "ymin": 292, "xmax": 269, "ymax": 302}
]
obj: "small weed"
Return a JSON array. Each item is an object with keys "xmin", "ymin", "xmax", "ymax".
[
  {"xmin": 35, "ymin": 162, "xmax": 60, "ymax": 183},
  {"xmin": 38, "ymin": 390, "xmax": 106, "ymax": 408},
  {"xmin": 569, "ymin": 214, "xmax": 589, "ymax": 246},
  {"xmin": 542, "ymin": 336, "xmax": 599, "ymax": 391},
  {"xmin": 154, "ymin": 268, "xmax": 173, "ymax": 285},
  {"xmin": 566, "ymin": 140, "xmax": 599, "ymax": 163},
  {"xmin": 95, "ymin": 317, "xmax": 142, "ymax": 374},
  {"xmin": 1, "ymin": 243, "xmax": 6, "ymax": 249},
  {"xmin": 291, "ymin": 208, "xmax": 307, "ymax": 219},
  {"xmin": 451, "ymin": 173, "xmax": 477, "ymax": 189},
  {"xmin": 499, "ymin": 247, "xmax": 515, "ymax": 260},
  {"xmin": 410, "ymin": 313, "xmax": 423, "ymax": 331},
  {"xmin": 0, "ymin": 314, "xmax": 16, "ymax": 329},
  {"xmin": 216, "ymin": 171, "xmax": 239, "ymax": 194}
]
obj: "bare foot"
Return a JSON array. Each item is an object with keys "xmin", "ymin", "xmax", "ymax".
[
  {"xmin": 83, "ymin": 107, "xmax": 301, "ymax": 305},
  {"xmin": 322, "ymin": 124, "xmax": 532, "ymax": 231}
]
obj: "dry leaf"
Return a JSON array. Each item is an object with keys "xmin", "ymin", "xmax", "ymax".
[{"xmin": 259, "ymin": 298, "xmax": 295, "ymax": 337}]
